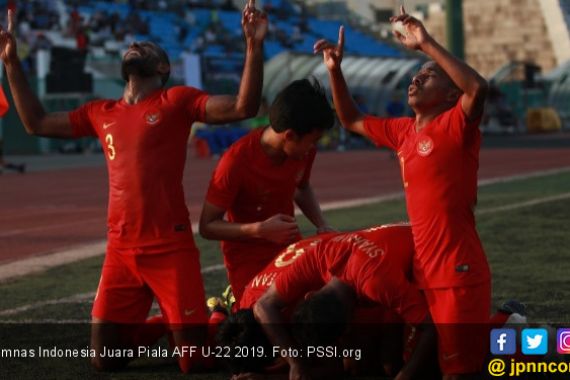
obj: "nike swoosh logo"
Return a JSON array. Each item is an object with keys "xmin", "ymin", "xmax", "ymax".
[
  {"xmin": 103, "ymin": 122, "xmax": 115, "ymax": 129},
  {"xmin": 184, "ymin": 308, "xmax": 196, "ymax": 316},
  {"xmin": 442, "ymin": 352, "xmax": 460, "ymax": 361}
]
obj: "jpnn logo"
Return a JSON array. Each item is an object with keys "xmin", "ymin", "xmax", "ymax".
[
  {"xmin": 522, "ymin": 328, "xmax": 548, "ymax": 355},
  {"xmin": 491, "ymin": 329, "xmax": 516, "ymax": 355}
]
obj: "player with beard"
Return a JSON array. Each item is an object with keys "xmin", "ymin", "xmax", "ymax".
[
  {"xmin": 0, "ymin": 1, "xmax": 267, "ymax": 373},
  {"xmin": 314, "ymin": 6, "xmax": 490, "ymax": 380}
]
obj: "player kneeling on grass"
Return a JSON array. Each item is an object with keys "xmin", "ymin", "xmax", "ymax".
[
  {"xmin": 200, "ymin": 78, "xmax": 335, "ymax": 307},
  {"xmin": 0, "ymin": 1, "xmax": 268, "ymax": 373},
  {"xmin": 218, "ymin": 224, "xmax": 439, "ymax": 379},
  {"xmin": 315, "ymin": 6, "xmax": 491, "ymax": 379}
]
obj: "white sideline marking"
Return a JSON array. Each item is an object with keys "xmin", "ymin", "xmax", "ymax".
[
  {"xmin": 2, "ymin": 166, "xmax": 569, "ymax": 284},
  {"xmin": 476, "ymin": 192, "xmax": 570, "ymax": 215},
  {"xmin": 1, "ymin": 319, "xmax": 92, "ymax": 324},
  {"xmin": 0, "ymin": 264, "xmax": 227, "ymax": 317},
  {"xmin": 2, "ymin": 190, "xmax": 569, "ymax": 319},
  {"xmin": 0, "ymin": 167, "xmax": 569, "ymax": 318}
]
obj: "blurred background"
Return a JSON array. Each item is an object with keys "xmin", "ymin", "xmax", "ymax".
[
  {"xmin": 1, "ymin": 0, "xmax": 569, "ymax": 157},
  {"xmin": 1, "ymin": 4, "xmax": 570, "ymax": 368}
]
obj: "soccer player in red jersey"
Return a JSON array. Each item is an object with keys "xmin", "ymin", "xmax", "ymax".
[
  {"xmin": 199, "ymin": 78, "xmax": 335, "ymax": 305},
  {"xmin": 314, "ymin": 6, "xmax": 490, "ymax": 379},
  {"xmin": 254, "ymin": 224, "xmax": 435, "ymax": 380},
  {"xmin": 0, "ymin": 1, "xmax": 267, "ymax": 373},
  {"xmin": 239, "ymin": 232, "xmax": 336, "ymax": 310}
]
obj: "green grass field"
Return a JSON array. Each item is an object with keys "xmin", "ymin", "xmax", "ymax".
[{"xmin": 1, "ymin": 170, "xmax": 569, "ymax": 379}]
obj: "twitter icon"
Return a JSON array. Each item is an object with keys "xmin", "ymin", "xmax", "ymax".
[{"xmin": 522, "ymin": 328, "xmax": 548, "ymax": 355}]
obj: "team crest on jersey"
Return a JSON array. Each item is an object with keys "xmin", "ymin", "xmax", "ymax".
[
  {"xmin": 144, "ymin": 109, "xmax": 162, "ymax": 126},
  {"xmin": 417, "ymin": 136, "xmax": 434, "ymax": 157}
]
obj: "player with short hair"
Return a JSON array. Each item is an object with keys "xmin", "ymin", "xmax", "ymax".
[
  {"xmin": 0, "ymin": 1, "xmax": 267, "ymax": 373},
  {"xmin": 251, "ymin": 224, "xmax": 435, "ymax": 380},
  {"xmin": 314, "ymin": 6, "xmax": 491, "ymax": 379},
  {"xmin": 200, "ymin": 78, "xmax": 335, "ymax": 305}
]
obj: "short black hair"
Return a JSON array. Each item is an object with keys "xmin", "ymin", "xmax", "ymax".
[
  {"xmin": 269, "ymin": 78, "xmax": 335, "ymax": 136},
  {"xmin": 148, "ymin": 41, "xmax": 170, "ymax": 86},
  {"xmin": 291, "ymin": 291, "xmax": 348, "ymax": 347},
  {"xmin": 216, "ymin": 309, "xmax": 274, "ymax": 374}
]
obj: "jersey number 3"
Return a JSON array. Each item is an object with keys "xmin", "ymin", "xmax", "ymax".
[{"xmin": 105, "ymin": 134, "xmax": 116, "ymax": 161}]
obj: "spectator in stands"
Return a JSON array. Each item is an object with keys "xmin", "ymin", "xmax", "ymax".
[
  {"xmin": 68, "ymin": 5, "xmax": 81, "ymax": 36},
  {"xmin": 34, "ymin": 33, "xmax": 52, "ymax": 51},
  {"xmin": 190, "ymin": 35, "xmax": 205, "ymax": 53},
  {"xmin": 76, "ymin": 26, "xmax": 89, "ymax": 52},
  {"xmin": 177, "ymin": 24, "xmax": 189, "ymax": 44}
]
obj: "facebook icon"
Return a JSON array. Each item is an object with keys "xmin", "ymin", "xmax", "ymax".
[{"xmin": 491, "ymin": 329, "xmax": 516, "ymax": 355}]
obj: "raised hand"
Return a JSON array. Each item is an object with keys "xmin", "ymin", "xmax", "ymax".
[
  {"xmin": 242, "ymin": 0, "xmax": 268, "ymax": 44},
  {"xmin": 313, "ymin": 25, "xmax": 344, "ymax": 71},
  {"xmin": 0, "ymin": 9, "xmax": 17, "ymax": 64},
  {"xmin": 389, "ymin": 5, "xmax": 430, "ymax": 51}
]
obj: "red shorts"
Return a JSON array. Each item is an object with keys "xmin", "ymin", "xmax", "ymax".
[
  {"xmin": 424, "ymin": 282, "xmax": 491, "ymax": 375},
  {"xmin": 92, "ymin": 246, "xmax": 208, "ymax": 328}
]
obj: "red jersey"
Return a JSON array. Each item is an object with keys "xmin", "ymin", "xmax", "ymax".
[
  {"xmin": 206, "ymin": 127, "xmax": 316, "ymax": 301},
  {"xmin": 274, "ymin": 224, "xmax": 428, "ymax": 324},
  {"xmin": 363, "ymin": 98, "xmax": 490, "ymax": 289},
  {"xmin": 239, "ymin": 233, "xmax": 337, "ymax": 309},
  {"xmin": 69, "ymin": 86, "xmax": 209, "ymax": 251}
]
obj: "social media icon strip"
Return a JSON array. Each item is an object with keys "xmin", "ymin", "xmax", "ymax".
[
  {"xmin": 557, "ymin": 329, "xmax": 570, "ymax": 354},
  {"xmin": 491, "ymin": 328, "xmax": 516, "ymax": 355},
  {"xmin": 522, "ymin": 328, "xmax": 548, "ymax": 355}
]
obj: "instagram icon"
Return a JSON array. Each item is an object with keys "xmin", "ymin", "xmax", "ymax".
[{"xmin": 557, "ymin": 329, "xmax": 570, "ymax": 354}]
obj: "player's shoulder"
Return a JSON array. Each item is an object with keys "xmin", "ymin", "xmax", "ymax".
[
  {"xmin": 392, "ymin": 116, "xmax": 415, "ymax": 133},
  {"xmin": 435, "ymin": 97, "xmax": 465, "ymax": 124},
  {"xmin": 81, "ymin": 98, "xmax": 120, "ymax": 113},
  {"xmin": 166, "ymin": 85, "xmax": 206, "ymax": 100},
  {"xmin": 224, "ymin": 128, "xmax": 261, "ymax": 158}
]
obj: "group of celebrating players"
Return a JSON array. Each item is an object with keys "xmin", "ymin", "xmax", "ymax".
[{"xmin": 0, "ymin": 1, "xmax": 514, "ymax": 379}]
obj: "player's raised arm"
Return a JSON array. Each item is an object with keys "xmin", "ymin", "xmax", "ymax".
[
  {"xmin": 0, "ymin": 10, "xmax": 73, "ymax": 138},
  {"xmin": 204, "ymin": 0, "xmax": 267, "ymax": 124},
  {"xmin": 314, "ymin": 26, "xmax": 366, "ymax": 135},
  {"xmin": 391, "ymin": 5, "xmax": 487, "ymax": 121}
]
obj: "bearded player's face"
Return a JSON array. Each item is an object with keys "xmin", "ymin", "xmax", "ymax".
[{"xmin": 121, "ymin": 42, "xmax": 167, "ymax": 81}]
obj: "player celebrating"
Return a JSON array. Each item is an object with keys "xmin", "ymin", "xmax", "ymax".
[
  {"xmin": 254, "ymin": 224, "xmax": 435, "ymax": 380},
  {"xmin": 0, "ymin": 1, "xmax": 267, "ymax": 373},
  {"xmin": 199, "ymin": 78, "xmax": 335, "ymax": 305},
  {"xmin": 314, "ymin": 6, "xmax": 490, "ymax": 379}
]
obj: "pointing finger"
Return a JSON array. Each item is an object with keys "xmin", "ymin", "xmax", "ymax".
[
  {"xmin": 7, "ymin": 9, "xmax": 14, "ymax": 35},
  {"xmin": 338, "ymin": 25, "xmax": 344, "ymax": 53}
]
